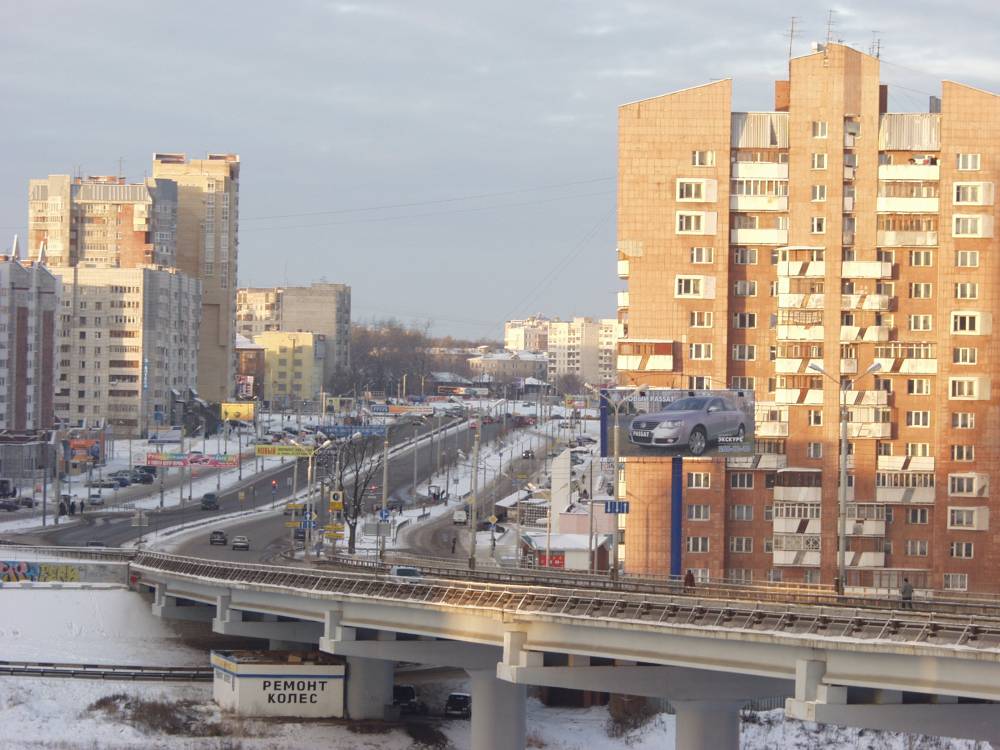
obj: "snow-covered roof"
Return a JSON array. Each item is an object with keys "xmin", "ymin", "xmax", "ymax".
[
  {"xmin": 521, "ymin": 532, "xmax": 611, "ymax": 551},
  {"xmin": 522, "ymin": 377, "xmax": 549, "ymax": 386},
  {"xmin": 429, "ymin": 371, "xmax": 472, "ymax": 384},
  {"xmin": 235, "ymin": 334, "xmax": 262, "ymax": 350}
]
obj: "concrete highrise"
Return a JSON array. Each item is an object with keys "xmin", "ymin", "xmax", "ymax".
[
  {"xmin": 617, "ymin": 43, "xmax": 1000, "ymax": 593},
  {"xmin": 152, "ymin": 153, "xmax": 240, "ymax": 403}
]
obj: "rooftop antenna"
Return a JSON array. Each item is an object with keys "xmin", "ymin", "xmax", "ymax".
[
  {"xmin": 825, "ymin": 9, "xmax": 836, "ymax": 46},
  {"xmin": 117, "ymin": 156, "xmax": 125, "ymax": 180},
  {"xmin": 786, "ymin": 16, "xmax": 798, "ymax": 60}
]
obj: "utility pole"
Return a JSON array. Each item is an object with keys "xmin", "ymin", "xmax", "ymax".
[
  {"xmin": 412, "ymin": 424, "xmax": 419, "ymax": 501},
  {"xmin": 379, "ymin": 427, "xmax": 390, "ymax": 560},
  {"xmin": 468, "ymin": 424, "xmax": 480, "ymax": 570}
]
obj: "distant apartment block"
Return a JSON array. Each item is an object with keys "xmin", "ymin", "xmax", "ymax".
[
  {"xmin": 253, "ymin": 331, "xmax": 326, "ymax": 408},
  {"xmin": 616, "ymin": 43, "xmax": 1000, "ymax": 593},
  {"xmin": 0, "ymin": 239, "xmax": 59, "ymax": 430},
  {"xmin": 467, "ymin": 351, "xmax": 549, "ymax": 383},
  {"xmin": 504, "ymin": 316, "xmax": 551, "ymax": 352},
  {"xmin": 49, "ymin": 265, "xmax": 200, "ymax": 436},
  {"xmin": 152, "ymin": 152, "xmax": 240, "ymax": 403},
  {"xmin": 547, "ymin": 317, "xmax": 619, "ymax": 386},
  {"xmin": 236, "ymin": 283, "xmax": 351, "ymax": 383}
]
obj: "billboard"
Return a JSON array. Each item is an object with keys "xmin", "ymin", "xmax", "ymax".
[
  {"xmin": 146, "ymin": 452, "xmax": 240, "ymax": 467},
  {"xmin": 236, "ymin": 375, "xmax": 255, "ymax": 400},
  {"xmin": 600, "ymin": 388, "xmax": 755, "ymax": 459},
  {"xmin": 222, "ymin": 402, "xmax": 255, "ymax": 421},
  {"xmin": 146, "ymin": 451, "xmax": 189, "ymax": 467},
  {"xmin": 255, "ymin": 445, "xmax": 314, "ymax": 457}
]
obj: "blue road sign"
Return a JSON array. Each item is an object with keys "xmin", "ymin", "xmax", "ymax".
[
  {"xmin": 604, "ymin": 500, "xmax": 630, "ymax": 514},
  {"xmin": 323, "ymin": 425, "xmax": 388, "ymax": 438},
  {"xmin": 299, "ymin": 520, "xmax": 318, "ymax": 529},
  {"xmin": 379, "ymin": 508, "xmax": 390, "ymax": 521}
]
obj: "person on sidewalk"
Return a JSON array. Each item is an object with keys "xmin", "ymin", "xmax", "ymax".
[
  {"xmin": 683, "ymin": 569, "xmax": 695, "ymax": 593},
  {"xmin": 900, "ymin": 578, "xmax": 914, "ymax": 610},
  {"xmin": 451, "ymin": 536, "xmax": 457, "ymax": 555}
]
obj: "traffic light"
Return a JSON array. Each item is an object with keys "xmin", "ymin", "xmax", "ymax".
[{"xmin": 271, "ymin": 479, "xmax": 277, "ymax": 489}]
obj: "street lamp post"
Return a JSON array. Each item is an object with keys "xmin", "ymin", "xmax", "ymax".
[{"xmin": 808, "ymin": 361, "xmax": 882, "ymax": 594}]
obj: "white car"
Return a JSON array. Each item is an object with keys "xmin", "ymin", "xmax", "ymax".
[{"xmin": 231, "ymin": 535, "xmax": 251, "ymax": 551}]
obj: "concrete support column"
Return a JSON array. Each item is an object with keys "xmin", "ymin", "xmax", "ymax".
[
  {"xmin": 345, "ymin": 655, "xmax": 393, "ymax": 720},
  {"xmin": 467, "ymin": 668, "xmax": 526, "ymax": 750},
  {"xmin": 671, "ymin": 700, "xmax": 743, "ymax": 750}
]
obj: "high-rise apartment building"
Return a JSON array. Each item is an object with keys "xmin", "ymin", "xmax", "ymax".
[
  {"xmin": 617, "ymin": 43, "xmax": 1000, "ymax": 593},
  {"xmin": 0, "ymin": 239, "xmax": 60, "ymax": 430},
  {"xmin": 152, "ymin": 153, "xmax": 240, "ymax": 403},
  {"xmin": 49, "ymin": 265, "xmax": 201, "ymax": 435},
  {"xmin": 253, "ymin": 331, "xmax": 326, "ymax": 409},
  {"xmin": 547, "ymin": 316, "xmax": 619, "ymax": 386},
  {"xmin": 504, "ymin": 316, "xmax": 551, "ymax": 352},
  {"xmin": 236, "ymin": 283, "xmax": 351, "ymax": 384},
  {"xmin": 28, "ymin": 175, "xmax": 177, "ymax": 268}
]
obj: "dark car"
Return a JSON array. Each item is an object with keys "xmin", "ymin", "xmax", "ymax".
[
  {"xmin": 444, "ymin": 692, "xmax": 471, "ymax": 719},
  {"xmin": 17, "ymin": 497, "xmax": 35, "ymax": 508},
  {"xmin": 521, "ymin": 449, "xmax": 535, "ymax": 460},
  {"xmin": 393, "ymin": 684, "xmax": 428, "ymax": 715},
  {"xmin": 132, "ymin": 472, "xmax": 154, "ymax": 484},
  {"xmin": 201, "ymin": 493, "xmax": 220, "ymax": 510},
  {"xmin": 293, "ymin": 527, "xmax": 306, "ymax": 542},
  {"xmin": 84, "ymin": 540, "xmax": 106, "ymax": 547},
  {"xmin": 0, "ymin": 499, "xmax": 19, "ymax": 512},
  {"xmin": 209, "ymin": 530, "xmax": 227, "ymax": 545},
  {"xmin": 135, "ymin": 465, "xmax": 157, "ymax": 477}
]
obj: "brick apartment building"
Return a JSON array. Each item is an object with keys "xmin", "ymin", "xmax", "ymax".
[{"xmin": 616, "ymin": 43, "xmax": 999, "ymax": 593}]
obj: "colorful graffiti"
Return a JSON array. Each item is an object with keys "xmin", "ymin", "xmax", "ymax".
[{"xmin": 0, "ymin": 561, "xmax": 81, "ymax": 583}]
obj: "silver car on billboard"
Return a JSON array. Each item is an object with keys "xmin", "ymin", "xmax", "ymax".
[{"xmin": 628, "ymin": 395, "xmax": 748, "ymax": 456}]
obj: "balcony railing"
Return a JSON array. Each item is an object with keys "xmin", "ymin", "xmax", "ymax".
[
  {"xmin": 878, "ymin": 164, "xmax": 940, "ymax": 181},
  {"xmin": 876, "ymin": 230, "xmax": 938, "ymax": 247},
  {"xmin": 617, "ymin": 259, "xmax": 629, "ymax": 279},
  {"xmin": 876, "ymin": 196, "xmax": 940, "ymax": 213},
  {"xmin": 730, "ymin": 195, "xmax": 788, "ymax": 211},
  {"xmin": 730, "ymin": 227, "xmax": 788, "ymax": 245},
  {"xmin": 731, "ymin": 162, "xmax": 789, "ymax": 180}
]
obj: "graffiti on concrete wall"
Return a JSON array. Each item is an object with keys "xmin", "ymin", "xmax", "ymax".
[{"xmin": 0, "ymin": 561, "xmax": 81, "ymax": 583}]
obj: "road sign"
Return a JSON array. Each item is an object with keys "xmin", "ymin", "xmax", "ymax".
[
  {"xmin": 328, "ymin": 501, "xmax": 343, "ymax": 512},
  {"xmin": 300, "ymin": 521, "xmax": 318, "ymax": 529},
  {"xmin": 324, "ymin": 523, "xmax": 345, "ymax": 531},
  {"xmin": 604, "ymin": 500, "xmax": 630, "ymax": 514},
  {"xmin": 284, "ymin": 521, "xmax": 300, "ymax": 528},
  {"xmin": 488, "ymin": 515, "xmax": 498, "ymax": 525},
  {"xmin": 287, "ymin": 502, "xmax": 304, "ymax": 511},
  {"xmin": 379, "ymin": 508, "xmax": 390, "ymax": 521},
  {"xmin": 238, "ymin": 491, "xmax": 246, "ymax": 503},
  {"xmin": 255, "ymin": 444, "xmax": 313, "ymax": 457}
]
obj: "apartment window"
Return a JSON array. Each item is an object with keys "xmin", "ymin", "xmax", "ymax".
[
  {"xmin": 676, "ymin": 276, "xmax": 703, "ymax": 297},
  {"xmin": 943, "ymin": 573, "xmax": 968, "ymax": 591},
  {"xmin": 729, "ymin": 536, "xmax": 753, "ymax": 553},
  {"xmin": 811, "ymin": 216, "xmax": 826, "ymax": 234},
  {"xmin": 949, "ymin": 475, "xmax": 976, "ymax": 495},
  {"xmin": 734, "ymin": 280, "xmax": 757, "ymax": 297},
  {"xmin": 906, "ymin": 411, "xmax": 931, "ymax": 427},
  {"xmin": 807, "ymin": 442, "xmax": 823, "ymax": 459},
  {"xmin": 689, "ymin": 343, "xmax": 713, "ymax": 360},
  {"xmin": 687, "ymin": 504, "xmax": 710, "ymax": 521},
  {"xmin": 906, "ymin": 539, "xmax": 928, "ymax": 556},
  {"xmin": 908, "ymin": 315, "xmax": 932, "ymax": 332},
  {"xmin": 906, "ymin": 443, "xmax": 930, "ymax": 457},
  {"xmin": 731, "ymin": 344, "xmax": 756, "ymax": 361},
  {"xmin": 730, "ymin": 474, "xmax": 754, "ymax": 491},
  {"xmin": 955, "ymin": 184, "xmax": 981, "ymax": 203},
  {"xmin": 953, "ymin": 216, "xmax": 982, "ymax": 236},
  {"xmin": 733, "ymin": 247, "xmax": 757, "ymax": 264},
  {"xmin": 677, "ymin": 213, "xmax": 704, "ymax": 233},
  {"xmin": 688, "ymin": 375, "xmax": 711, "ymax": 390},
  {"xmin": 732, "ymin": 312, "xmax": 757, "ymax": 329},
  {"xmin": 877, "ymin": 249, "xmax": 895, "ymax": 263},
  {"xmin": 950, "ymin": 378, "xmax": 978, "ymax": 399},
  {"xmin": 956, "ymin": 153, "xmax": 980, "ymax": 171},
  {"xmin": 951, "ymin": 445, "xmax": 975, "ymax": 462},
  {"xmin": 811, "ymin": 153, "xmax": 827, "ymax": 170},
  {"xmin": 956, "ymin": 250, "xmax": 979, "ymax": 268},
  {"xmin": 909, "ymin": 250, "xmax": 933, "ymax": 267},
  {"xmin": 808, "ymin": 409, "xmax": 822, "ymax": 426},
  {"xmin": 811, "ymin": 120, "xmax": 828, "ymax": 138},
  {"xmin": 692, "ymin": 150, "xmax": 715, "ymax": 166},
  {"xmin": 811, "ymin": 184, "xmax": 827, "ymax": 202},
  {"xmin": 730, "ymin": 376, "xmax": 755, "ymax": 390},
  {"xmin": 952, "ymin": 412, "xmax": 975, "ymax": 429},
  {"xmin": 950, "ymin": 542, "xmax": 974, "ymax": 559},
  {"xmin": 764, "ymin": 505, "xmax": 774, "ymax": 521},
  {"xmin": 690, "ymin": 246, "xmax": 714, "ymax": 263},
  {"xmin": 953, "ymin": 347, "xmax": 977, "ymax": 365},
  {"xmin": 909, "ymin": 282, "xmax": 932, "ymax": 299},
  {"xmin": 949, "ymin": 508, "xmax": 976, "ymax": 528},
  {"xmin": 677, "ymin": 181, "xmax": 705, "ymax": 200},
  {"xmin": 952, "ymin": 312, "xmax": 981, "ymax": 334},
  {"xmin": 687, "ymin": 536, "xmax": 710, "ymax": 553},
  {"xmin": 687, "ymin": 472, "xmax": 711, "ymax": 489},
  {"xmin": 874, "ymin": 377, "xmax": 892, "ymax": 393},
  {"xmin": 689, "ymin": 311, "xmax": 713, "ymax": 327},
  {"xmin": 907, "ymin": 378, "xmax": 931, "ymax": 395},
  {"xmin": 907, "ymin": 508, "xmax": 929, "ymax": 524},
  {"xmin": 955, "ymin": 282, "xmax": 979, "ymax": 300}
]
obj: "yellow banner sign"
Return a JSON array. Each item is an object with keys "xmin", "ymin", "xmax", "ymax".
[
  {"xmin": 221, "ymin": 402, "xmax": 255, "ymax": 421},
  {"xmin": 328, "ymin": 502, "xmax": 343, "ymax": 512},
  {"xmin": 255, "ymin": 444, "xmax": 312, "ymax": 457},
  {"xmin": 284, "ymin": 521, "xmax": 300, "ymax": 528}
]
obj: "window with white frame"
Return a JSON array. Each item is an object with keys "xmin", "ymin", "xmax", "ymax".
[
  {"xmin": 950, "ymin": 378, "xmax": 978, "ymax": 399},
  {"xmin": 907, "ymin": 507, "xmax": 929, "ymax": 524},
  {"xmin": 956, "ymin": 250, "xmax": 979, "ymax": 267},
  {"xmin": 690, "ymin": 311, "xmax": 713, "ymax": 327},
  {"xmin": 909, "ymin": 250, "xmax": 933, "ymax": 267},
  {"xmin": 952, "ymin": 412, "xmax": 975, "ymax": 429},
  {"xmin": 729, "ymin": 536, "xmax": 753, "ymax": 553},
  {"xmin": 954, "ymin": 216, "xmax": 983, "ymax": 236},
  {"xmin": 956, "ymin": 153, "xmax": 980, "ymax": 171},
  {"xmin": 906, "ymin": 443, "xmax": 930, "ymax": 457},
  {"xmin": 906, "ymin": 411, "xmax": 931, "ymax": 427},
  {"xmin": 677, "ymin": 181, "xmax": 705, "ymax": 200},
  {"xmin": 953, "ymin": 347, "xmax": 977, "ymax": 365},
  {"xmin": 907, "ymin": 378, "xmax": 931, "ymax": 395},
  {"xmin": 950, "ymin": 541, "xmax": 974, "ymax": 559},
  {"xmin": 909, "ymin": 282, "xmax": 932, "ymax": 299},
  {"xmin": 731, "ymin": 344, "xmax": 756, "ymax": 361},
  {"xmin": 955, "ymin": 282, "xmax": 979, "ymax": 300},
  {"xmin": 811, "ymin": 121, "xmax": 828, "ymax": 138},
  {"xmin": 689, "ymin": 342, "xmax": 713, "ymax": 360},
  {"xmin": 955, "ymin": 184, "xmax": 981, "ymax": 203},
  {"xmin": 949, "ymin": 475, "xmax": 978, "ymax": 495},
  {"xmin": 687, "ymin": 504, "xmax": 710, "ymax": 521},
  {"xmin": 811, "ymin": 216, "xmax": 826, "ymax": 234},
  {"xmin": 909, "ymin": 314, "xmax": 933, "ymax": 331},
  {"xmin": 688, "ymin": 375, "xmax": 711, "ymax": 390},
  {"xmin": 730, "ymin": 474, "xmax": 754, "ymax": 491},
  {"xmin": 811, "ymin": 184, "xmax": 827, "ymax": 201},
  {"xmin": 952, "ymin": 312, "xmax": 981, "ymax": 334},
  {"xmin": 808, "ymin": 409, "xmax": 822, "ymax": 426},
  {"xmin": 943, "ymin": 573, "xmax": 968, "ymax": 591},
  {"xmin": 687, "ymin": 536, "xmax": 710, "ymax": 552},
  {"xmin": 732, "ymin": 312, "xmax": 757, "ymax": 329},
  {"xmin": 676, "ymin": 276, "xmax": 703, "ymax": 297},
  {"xmin": 733, "ymin": 247, "xmax": 757, "ymax": 264},
  {"xmin": 948, "ymin": 508, "xmax": 976, "ymax": 528},
  {"xmin": 807, "ymin": 441, "xmax": 823, "ymax": 459},
  {"xmin": 692, "ymin": 150, "xmax": 715, "ymax": 166},
  {"xmin": 731, "ymin": 376, "xmax": 755, "ymax": 390},
  {"xmin": 951, "ymin": 444, "xmax": 975, "ymax": 462},
  {"xmin": 677, "ymin": 213, "xmax": 704, "ymax": 233},
  {"xmin": 690, "ymin": 246, "xmax": 714, "ymax": 263},
  {"xmin": 906, "ymin": 539, "xmax": 928, "ymax": 556},
  {"xmin": 734, "ymin": 280, "xmax": 757, "ymax": 296},
  {"xmin": 727, "ymin": 569, "xmax": 753, "ymax": 584},
  {"xmin": 811, "ymin": 153, "xmax": 827, "ymax": 170},
  {"xmin": 766, "ymin": 567, "xmax": 781, "ymax": 580},
  {"xmin": 687, "ymin": 472, "xmax": 711, "ymax": 489}
]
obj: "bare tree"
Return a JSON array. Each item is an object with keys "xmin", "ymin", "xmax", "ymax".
[{"xmin": 331, "ymin": 435, "xmax": 384, "ymax": 554}]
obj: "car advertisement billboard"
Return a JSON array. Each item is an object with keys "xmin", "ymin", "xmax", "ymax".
[
  {"xmin": 600, "ymin": 388, "xmax": 755, "ymax": 459},
  {"xmin": 221, "ymin": 402, "xmax": 255, "ymax": 422}
]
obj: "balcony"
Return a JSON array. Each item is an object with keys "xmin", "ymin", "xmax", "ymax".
[
  {"xmin": 841, "ymin": 293, "xmax": 890, "ymax": 311},
  {"xmin": 774, "ymin": 357, "xmax": 823, "ymax": 375},
  {"xmin": 843, "ymin": 196, "xmax": 855, "ymax": 212},
  {"xmin": 873, "ymin": 356, "xmax": 937, "ymax": 374},
  {"xmin": 773, "ymin": 485, "xmax": 823, "ymax": 503},
  {"xmin": 731, "ymin": 162, "xmax": 788, "ymax": 180},
  {"xmin": 843, "ymin": 230, "xmax": 855, "ymax": 245},
  {"xmin": 840, "ymin": 325, "xmax": 891, "ymax": 342},
  {"xmin": 841, "ymin": 261, "xmax": 892, "ymax": 279},
  {"xmin": 878, "ymin": 164, "xmax": 940, "ymax": 181},
  {"xmin": 616, "ymin": 354, "xmax": 673, "ymax": 372},
  {"xmin": 616, "ymin": 291, "xmax": 629, "ymax": 309},
  {"xmin": 777, "ymin": 260, "xmax": 825, "ymax": 277},
  {"xmin": 773, "ymin": 517, "xmax": 822, "ymax": 534},
  {"xmin": 847, "ymin": 519, "xmax": 887, "ymax": 537},
  {"xmin": 730, "ymin": 195, "xmax": 788, "ymax": 211},
  {"xmin": 777, "ymin": 293, "xmax": 824, "ymax": 309},
  {"xmin": 773, "ymin": 550, "xmax": 821, "ymax": 567},
  {"xmin": 876, "ymin": 196, "xmax": 940, "ymax": 213},
  {"xmin": 757, "ymin": 420, "xmax": 789, "ymax": 437},
  {"xmin": 844, "ymin": 389, "xmax": 889, "ymax": 406},
  {"xmin": 876, "ymin": 230, "xmax": 938, "ymax": 247},
  {"xmin": 617, "ymin": 259, "xmax": 629, "ymax": 279},
  {"xmin": 878, "ymin": 455, "xmax": 935, "ymax": 472},
  {"xmin": 847, "ymin": 422, "xmax": 892, "ymax": 439},
  {"xmin": 731, "ymin": 227, "xmax": 788, "ymax": 245},
  {"xmin": 848, "ymin": 551, "xmax": 886, "ymax": 568},
  {"xmin": 777, "ymin": 324, "xmax": 824, "ymax": 341},
  {"xmin": 727, "ymin": 453, "xmax": 788, "ymax": 470},
  {"xmin": 843, "ymin": 165, "xmax": 856, "ymax": 181},
  {"xmin": 876, "ymin": 486, "xmax": 935, "ymax": 504}
]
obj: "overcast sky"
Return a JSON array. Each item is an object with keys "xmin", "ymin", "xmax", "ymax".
[{"xmin": 2, "ymin": 1, "xmax": 999, "ymax": 338}]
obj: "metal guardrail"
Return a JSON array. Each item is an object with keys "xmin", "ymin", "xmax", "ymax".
[
  {"xmin": 130, "ymin": 550, "xmax": 1000, "ymax": 653},
  {"xmin": 0, "ymin": 659, "xmax": 212, "ymax": 681}
]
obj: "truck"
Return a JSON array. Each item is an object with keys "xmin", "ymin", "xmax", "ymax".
[
  {"xmin": 452, "ymin": 506, "xmax": 468, "ymax": 525},
  {"xmin": 0, "ymin": 478, "xmax": 16, "ymax": 498}
]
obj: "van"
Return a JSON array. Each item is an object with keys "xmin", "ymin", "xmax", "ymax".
[{"xmin": 452, "ymin": 508, "xmax": 468, "ymax": 525}]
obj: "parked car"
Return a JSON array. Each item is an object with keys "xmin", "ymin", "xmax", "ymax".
[
  {"xmin": 0, "ymin": 499, "xmax": 19, "ymax": 512},
  {"xmin": 521, "ymin": 449, "xmax": 535, "ymax": 460},
  {"xmin": 452, "ymin": 508, "xmax": 468, "ymax": 525},
  {"xmin": 17, "ymin": 497, "xmax": 35, "ymax": 508},
  {"xmin": 444, "ymin": 692, "xmax": 471, "ymax": 719},
  {"xmin": 559, "ymin": 421, "xmax": 571, "ymax": 428},
  {"xmin": 628, "ymin": 396, "xmax": 747, "ymax": 456},
  {"xmin": 86, "ymin": 493, "xmax": 105, "ymax": 505},
  {"xmin": 209, "ymin": 530, "xmax": 227, "ymax": 546},
  {"xmin": 135, "ymin": 465, "xmax": 156, "ymax": 477},
  {"xmin": 231, "ymin": 535, "xmax": 250, "ymax": 551},
  {"xmin": 293, "ymin": 527, "xmax": 306, "ymax": 542},
  {"xmin": 201, "ymin": 493, "xmax": 220, "ymax": 510},
  {"xmin": 392, "ymin": 684, "xmax": 428, "ymax": 715},
  {"xmin": 132, "ymin": 471, "xmax": 154, "ymax": 485}
]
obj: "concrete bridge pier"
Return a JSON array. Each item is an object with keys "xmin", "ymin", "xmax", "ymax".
[
  {"xmin": 466, "ymin": 667, "xmax": 527, "ymax": 750},
  {"xmin": 671, "ymin": 699, "xmax": 744, "ymax": 750},
  {"xmin": 345, "ymin": 654, "xmax": 395, "ymax": 720}
]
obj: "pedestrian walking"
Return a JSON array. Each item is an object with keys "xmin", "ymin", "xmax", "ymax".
[
  {"xmin": 451, "ymin": 536, "xmax": 457, "ymax": 555},
  {"xmin": 683, "ymin": 569, "xmax": 695, "ymax": 592},
  {"xmin": 900, "ymin": 577, "xmax": 914, "ymax": 610},
  {"xmin": 69, "ymin": 499, "xmax": 76, "ymax": 516}
]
